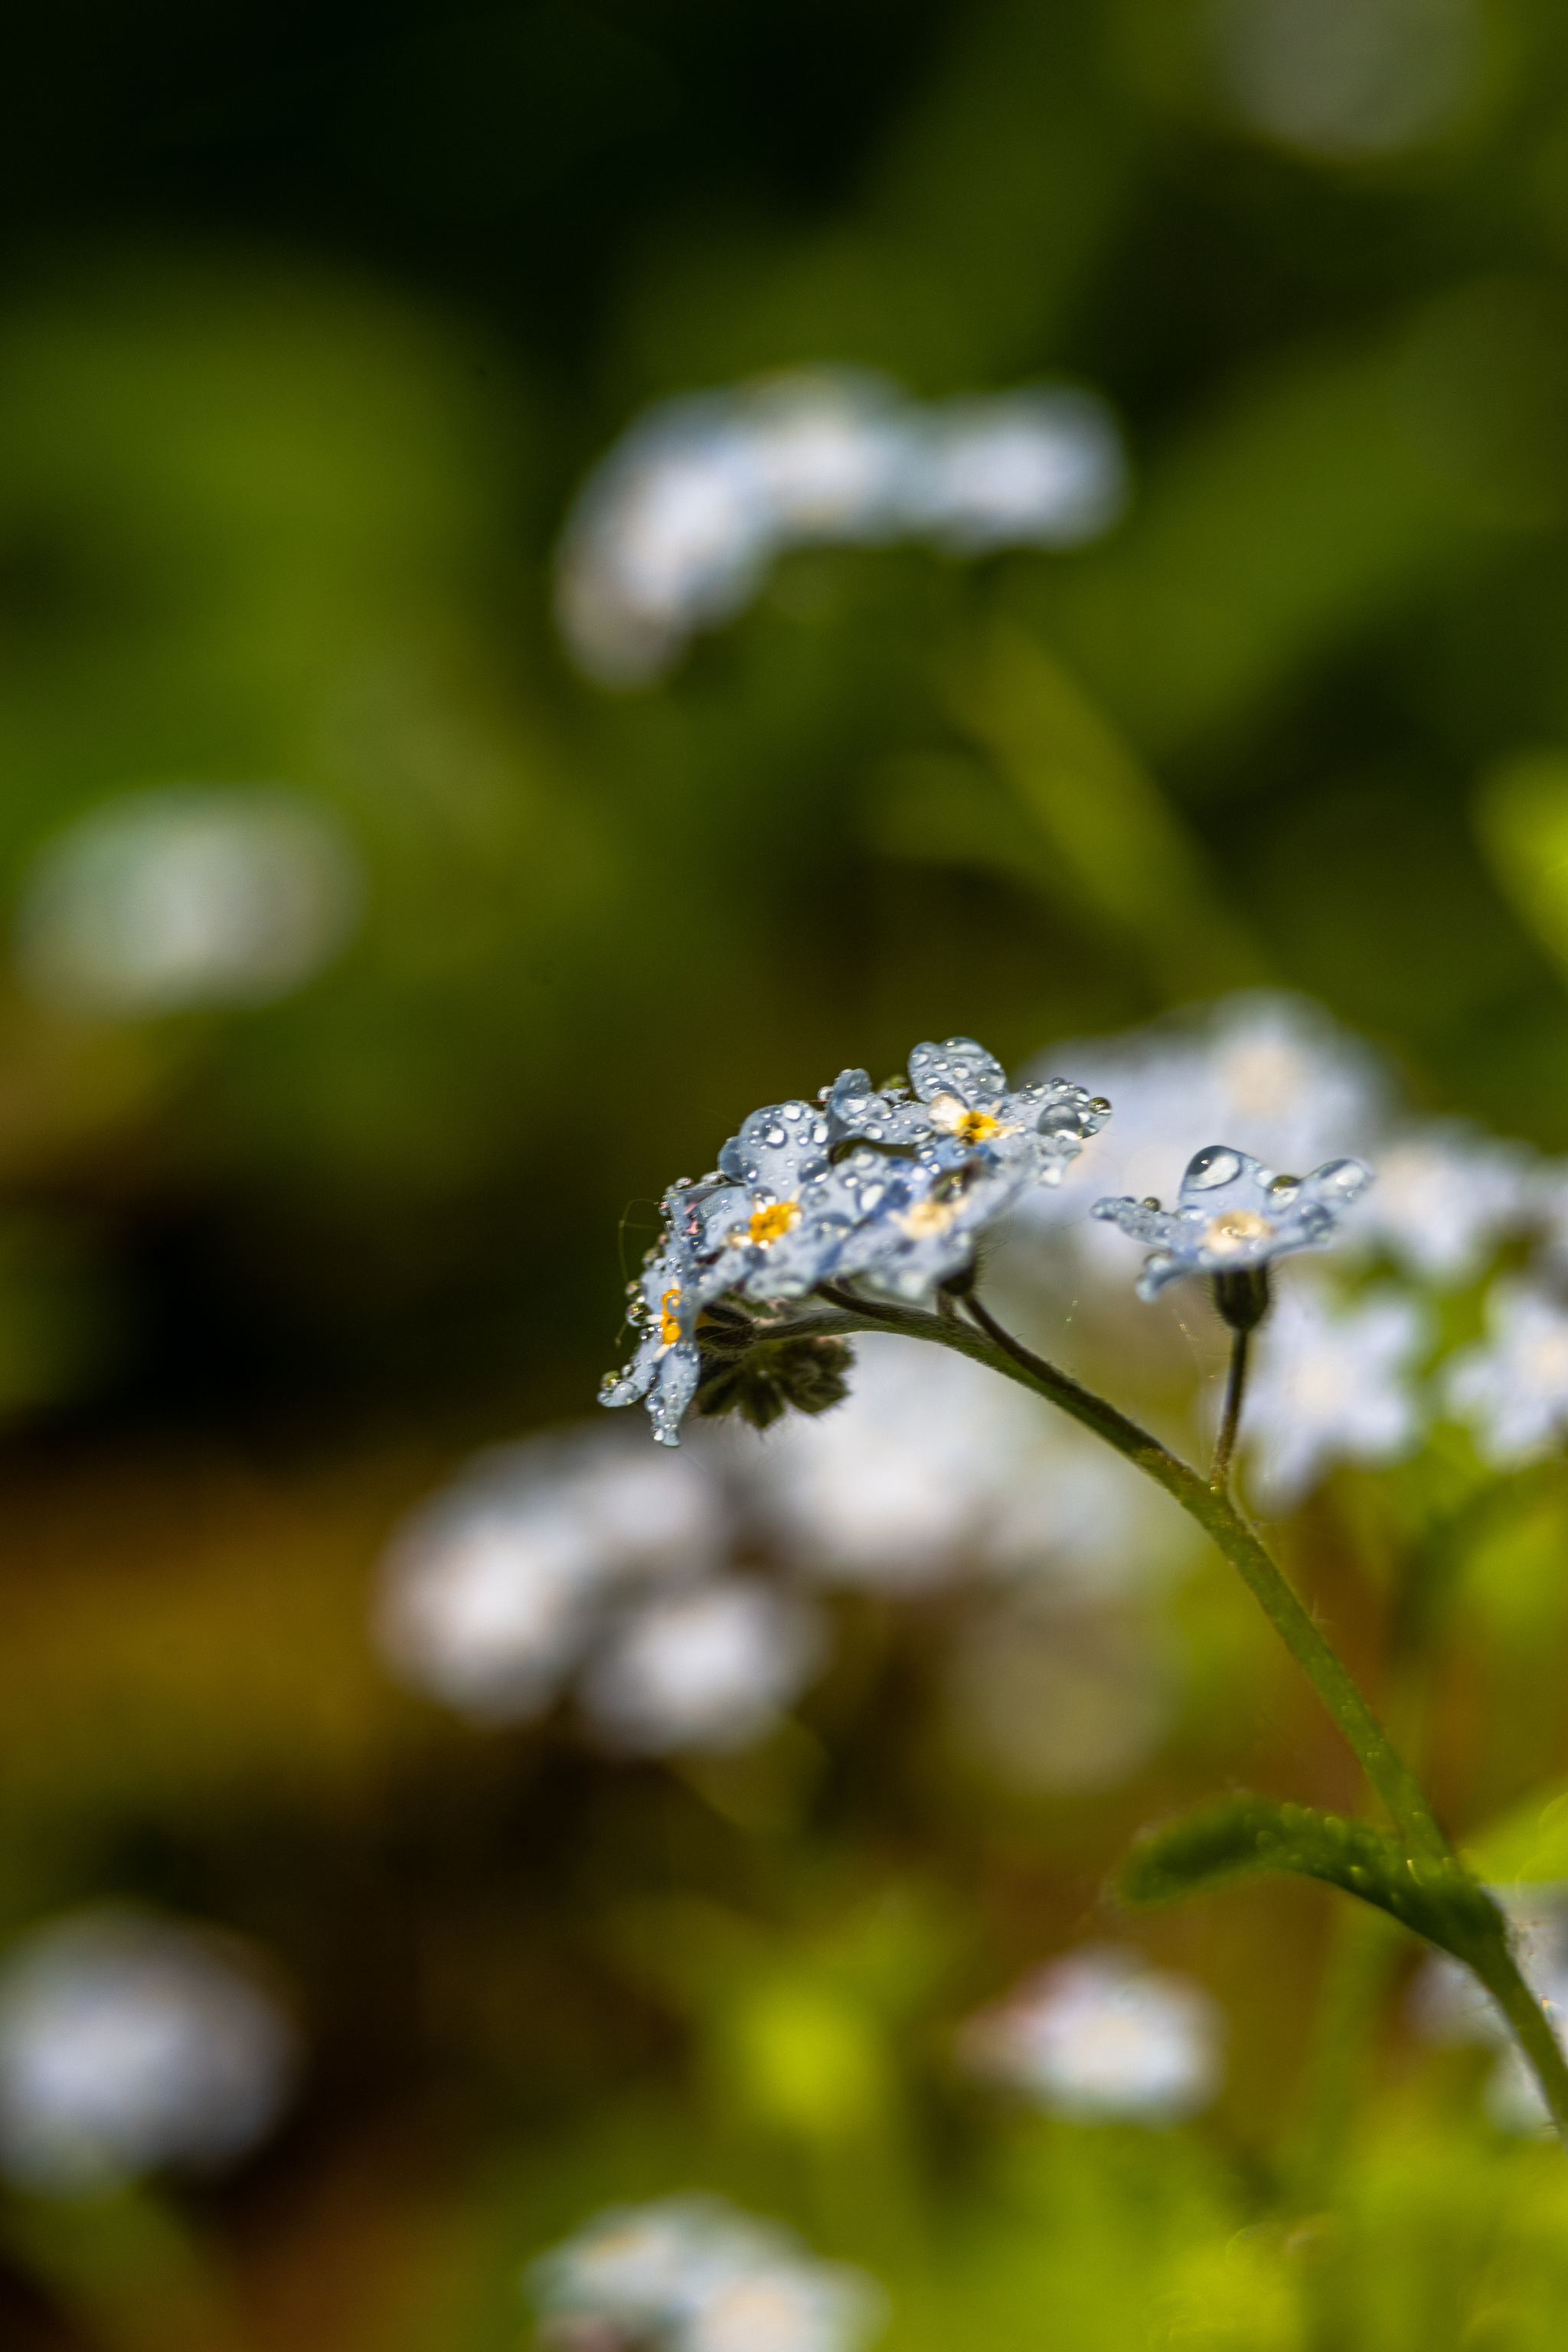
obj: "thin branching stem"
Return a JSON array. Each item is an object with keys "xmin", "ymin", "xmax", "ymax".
[
  {"xmin": 1210, "ymin": 1325, "xmax": 1250, "ymax": 1493},
  {"xmin": 786, "ymin": 1279, "xmax": 1568, "ymax": 2137}
]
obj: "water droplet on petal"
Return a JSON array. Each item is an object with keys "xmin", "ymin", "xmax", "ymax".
[
  {"xmin": 1318, "ymin": 1158, "xmax": 1370, "ymax": 1199},
  {"xmin": 1186, "ymin": 1148, "xmax": 1242, "ymax": 1191}
]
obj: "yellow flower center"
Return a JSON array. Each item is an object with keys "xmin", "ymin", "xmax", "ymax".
[
  {"xmin": 1204, "ymin": 1209, "xmax": 1273, "ymax": 1256},
  {"xmin": 929, "ymin": 1092, "xmax": 1006, "ymax": 1145},
  {"xmin": 895, "ymin": 1196, "xmax": 961, "ymax": 1238},
  {"xmin": 746, "ymin": 1200, "xmax": 800, "ymax": 1247},
  {"xmin": 658, "ymin": 1285, "xmax": 682, "ymax": 1346}
]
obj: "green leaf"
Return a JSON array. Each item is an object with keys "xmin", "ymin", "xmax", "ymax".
[{"xmin": 1119, "ymin": 1795, "xmax": 1501, "ymax": 1968}]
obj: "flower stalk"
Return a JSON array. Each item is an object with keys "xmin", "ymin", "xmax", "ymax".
[
  {"xmin": 795, "ymin": 1282, "xmax": 1568, "ymax": 2137},
  {"xmin": 601, "ymin": 1034, "xmax": 1568, "ymax": 2137}
]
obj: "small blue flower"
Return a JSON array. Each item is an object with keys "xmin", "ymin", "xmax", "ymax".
[
  {"xmin": 717, "ymin": 1099, "xmax": 834, "ymax": 1195},
  {"xmin": 599, "ymin": 1235, "xmax": 704, "ymax": 1446},
  {"xmin": 828, "ymin": 1035, "xmax": 1106, "ymax": 1187},
  {"xmin": 830, "ymin": 1141, "xmax": 1030, "ymax": 1299},
  {"xmin": 697, "ymin": 1100, "xmax": 851, "ymax": 1302},
  {"xmin": 603, "ymin": 1045, "xmax": 1109, "ymax": 1444},
  {"xmin": 1092, "ymin": 1144, "xmax": 1372, "ymax": 1301}
]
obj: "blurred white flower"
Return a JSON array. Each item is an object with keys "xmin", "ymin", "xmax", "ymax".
[
  {"xmin": 903, "ymin": 387, "xmax": 1126, "ymax": 554},
  {"xmin": 1214, "ymin": 0, "xmax": 1477, "ymax": 160},
  {"xmin": 580, "ymin": 1577, "xmax": 822, "ymax": 1756},
  {"xmin": 1021, "ymin": 991, "xmax": 1388, "ymax": 1276},
  {"xmin": 1241, "ymin": 1276, "xmax": 1429, "ymax": 1508},
  {"xmin": 1410, "ymin": 1885, "xmax": 1568, "ymax": 2134},
  {"xmin": 961, "ymin": 1945, "xmax": 1223, "ymax": 2123},
  {"xmin": 374, "ymin": 1426, "xmax": 730, "ymax": 1724},
  {"xmin": 529, "ymin": 2193, "xmax": 885, "ymax": 2352},
  {"xmin": 679, "ymin": 2259, "xmax": 880, "ymax": 2352},
  {"xmin": 741, "ymin": 1331, "xmax": 1184, "ymax": 1599},
  {"xmin": 557, "ymin": 394, "xmax": 781, "ymax": 686},
  {"xmin": 557, "ymin": 368, "xmax": 1125, "ymax": 684},
  {"xmin": 0, "ymin": 1909, "xmax": 296, "ymax": 2193},
  {"xmin": 1355, "ymin": 1121, "xmax": 1536, "ymax": 1285},
  {"xmin": 1446, "ymin": 1280, "xmax": 1568, "ymax": 1467},
  {"xmin": 15, "ymin": 785, "xmax": 362, "ymax": 1017},
  {"xmin": 741, "ymin": 372, "xmax": 913, "ymax": 544}
]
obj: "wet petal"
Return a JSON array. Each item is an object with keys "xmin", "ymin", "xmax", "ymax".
[
  {"xmin": 717, "ymin": 1102, "xmax": 831, "ymax": 1196},
  {"xmin": 909, "ymin": 1036, "xmax": 1010, "ymax": 1109}
]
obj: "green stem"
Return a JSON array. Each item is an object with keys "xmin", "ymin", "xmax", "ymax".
[
  {"xmin": 815, "ymin": 1282, "xmax": 1439, "ymax": 1857},
  {"xmin": 1210, "ymin": 1325, "xmax": 1250, "ymax": 1494},
  {"xmin": 801, "ymin": 1281, "xmax": 1568, "ymax": 2137},
  {"xmin": 1471, "ymin": 1940, "xmax": 1568, "ymax": 2133}
]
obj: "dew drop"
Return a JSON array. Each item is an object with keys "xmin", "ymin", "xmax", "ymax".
[
  {"xmin": 782, "ymin": 1102, "xmax": 803, "ymax": 1121},
  {"xmin": 1186, "ymin": 1147, "xmax": 1242, "ymax": 1191},
  {"xmin": 1089, "ymin": 1096, "xmax": 1112, "ymax": 1114},
  {"xmin": 1142, "ymin": 1197, "xmax": 1161, "ymax": 1210}
]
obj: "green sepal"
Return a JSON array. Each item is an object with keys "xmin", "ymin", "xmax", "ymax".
[
  {"xmin": 1119, "ymin": 1794, "xmax": 1504, "ymax": 1970},
  {"xmin": 694, "ymin": 1332, "xmax": 854, "ymax": 1432}
]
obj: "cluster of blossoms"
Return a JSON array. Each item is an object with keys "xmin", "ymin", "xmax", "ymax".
[
  {"xmin": 604, "ymin": 1027, "xmax": 1380, "ymax": 1453},
  {"xmin": 557, "ymin": 367, "xmax": 1125, "ymax": 685},
  {"xmin": 376, "ymin": 1425, "xmax": 823, "ymax": 1753},
  {"xmin": 1011, "ymin": 991, "xmax": 1568, "ymax": 1490},
  {"xmin": 0, "ymin": 1909, "xmax": 296, "ymax": 2194},
  {"xmin": 384, "ymin": 995, "xmax": 1568, "ymax": 1793},
  {"xmin": 603, "ymin": 1037, "xmax": 1114, "ymax": 1445},
  {"xmin": 377, "ymin": 1343, "xmax": 1194, "ymax": 1780},
  {"xmin": 959, "ymin": 1945, "xmax": 1225, "ymax": 2125},
  {"xmin": 528, "ymin": 2193, "xmax": 885, "ymax": 2352}
]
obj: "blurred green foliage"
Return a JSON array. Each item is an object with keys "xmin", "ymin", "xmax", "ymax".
[{"xmin": 10, "ymin": 2, "xmax": 1568, "ymax": 2346}]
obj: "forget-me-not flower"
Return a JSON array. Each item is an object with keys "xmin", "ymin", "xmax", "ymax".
[
  {"xmin": 580, "ymin": 1576, "xmax": 823, "ymax": 1756},
  {"xmin": 1354, "ymin": 1119, "xmax": 1537, "ymax": 1286},
  {"xmin": 692, "ymin": 1099, "xmax": 851, "ymax": 1299},
  {"xmin": 0, "ymin": 1909, "xmax": 297, "ymax": 2192},
  {"xmin": 828, "ymin": 1034, "xmax": 1107, "ymax": 1189},
  {"xmin": 600, "ymin": 1234, "xmax": 705, "ymax": 1446},
  {"xmin": 828, "ymin": 1140, "xmax": 1031, "ymax": 1299},
  {"xmin": 1446, "ymin": 1279, "xmax": 1568, "ymax": 1467},
  {"xmin": 604, "ymin": 1040, "xmax": 1109, "ymax": 1443},
  {"xmin": 1241, "ymin": 1277, "xmax": 1429, "ymax": 1506},
  {"xmin": 959, "ymin": 1945, "xmax": 1223, "ymax": 2124},
  {"xmin": 529, "ymin": 2191, "xmax": 886, "ymax": 2352},
  {"xmin": 1092, "ymin": 1144, "xmax": 1372, "ymax": 1299}
]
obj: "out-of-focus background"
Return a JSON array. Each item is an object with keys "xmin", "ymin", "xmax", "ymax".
[{"xmin": 12, "ymin": 3, "xmax": 1568, "ymax": 2346}]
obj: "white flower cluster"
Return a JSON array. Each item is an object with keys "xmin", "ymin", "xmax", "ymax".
[
  {"xmin": 556, "ymin": 368, "xmax": 1125, "ymax": 684},
  {"xmin": 959, "ymin": 1945, "xmax": 1224, "ymax": 2124},
  {"xmin": 375, "ymin": 1425, "xmax": 821, "ymax": 1753},
  {"xmin": 0, "ymin": 1908, "xmax": 296, "ymax": 2193},
  {"xmin": 1022, "ymin": 989, "xmax": 1568, "ymax": 1494},
  {"xmin": 376, "ymin": 1341, "xmax": 1193, "ymax": 1771},
  {"xmin": 746, "ymin": 1332, "xmax": 1186, "ymax": 1601},
  {"xmin": 15, "ymin": 783, "xmax": 362, "ymax": 1018},
  {"xmin": 528, "ymin": 2192, "xmax": 886, "ymax": 2352}
]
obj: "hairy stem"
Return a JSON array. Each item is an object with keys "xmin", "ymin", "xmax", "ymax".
[
  {"xmin": 795, "ymin": 1281, "xmax": 1568, "ymax": 2135},
  {"xmin": 1210, "ymin": 1325, "xmax": 1251, "ymax": 1494}
]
